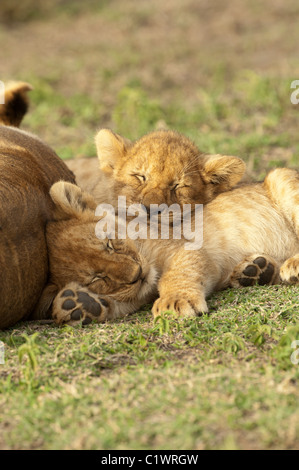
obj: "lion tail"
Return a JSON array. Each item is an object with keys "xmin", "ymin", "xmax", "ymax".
[{"xmin": 0, "ymin": 81, "xmax": 33, "ymax": 127}]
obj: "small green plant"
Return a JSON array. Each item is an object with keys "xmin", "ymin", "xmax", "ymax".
[
  {"xmin": 218, "ymin": 332, "xmax": 247, "ymax": 355},
  {"xmin": 18, "ymin": 333, "xmax": 41, "ymax": 390},
  {"xmin": 272, "ymin": 325, "xmax": 299, "ymax": 369},
  {"xmin": 245, "ymin": 323, "xmax": 279, "ymax": 347},
  {"xmin": 154, "ymin": 313, "xmax": 172, "ymax": 335}
]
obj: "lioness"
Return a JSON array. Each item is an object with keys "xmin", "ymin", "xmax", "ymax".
[
  {"xmin": 36, "ymin": 165, "xmax": 299, "ymax": 326},
  {"xmin": 0, "ymin": 82, "xmax": 76, "ymax": 329},
  {"xmin": 66, "ymin": 129, "xmax": 246, "ymax": 208}
]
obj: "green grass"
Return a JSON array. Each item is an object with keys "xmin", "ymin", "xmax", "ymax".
[
  {"xmin": 1, "ymin": 286, "xmax": 298, "ymax": 450},
  {"xmin": 22, "ymin": 77, "xmax": 103, "ymax": 159},
  {"xmin": 110, "ymin": 73, "xmax": 298, "ymax": 180},
  {"xmin": 21, "ymin": 72, "xmax": 299, "ymax": 179}
]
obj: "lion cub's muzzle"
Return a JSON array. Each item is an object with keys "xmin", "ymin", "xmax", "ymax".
[
  {"xmin": 128, "ymin": 263, "xmax": 143, "ymax": 284},
  {"xmin": 108, "ymin": 256, "xmax": 143, "ymax": 285}
]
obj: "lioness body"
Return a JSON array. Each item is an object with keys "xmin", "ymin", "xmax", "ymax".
[{"xmin": 0, "ymin": 84, "xmax": 76, "ymax": 328}]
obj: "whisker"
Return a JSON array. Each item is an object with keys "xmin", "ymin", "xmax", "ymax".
[
  {"xmin": 181, "ymin": 155, "xmax": 199, "ymax": 172},
  {"xmin": 179, "ymin": 154, "xmax": 201, "ymax": 176},
  {"xmin": 183, "ymin": 169, "xmax": 205, "ymax": 177}
]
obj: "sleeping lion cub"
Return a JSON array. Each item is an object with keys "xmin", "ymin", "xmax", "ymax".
[
  {"xmin": 35, "ymin": 167, "xmax": 299, "ymax": 326},
  {"xmin": 66, "ymin": 129, "xmax": 246, "ymax": 208}
]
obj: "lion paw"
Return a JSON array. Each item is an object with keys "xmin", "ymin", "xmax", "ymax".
[
  {"xmin": 280, "ymin": 255, "xmax": 299, "ymax": 284},
  {"xmin": 52, "ymin": 283, "xmax": 112, "ymax": 326},
  {"xmin": 152, "ymin": 293, "xmax": 208, "ymax": 318},
  {"xmin": 230, "ymin": 255, "xmax": 279, "ymax": 288}
]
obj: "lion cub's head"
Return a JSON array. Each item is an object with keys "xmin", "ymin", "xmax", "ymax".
[
  {"xmin": 95, "ymin": 129, "xmax": 246, "ymax": 209},
  {"xmin": 35, "ymin": 182, "xmax": 155, "ymax": 319}
]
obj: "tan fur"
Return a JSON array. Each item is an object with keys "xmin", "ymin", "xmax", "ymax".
[
  {"xmin": 42, "ymin": 166, "xmax": 299, "ymax": 325},
  {"xmin": 66, "ymin": 129, "xmax": 246, "ymax": 208},
  {"xmin": 0, "ymin": 83, "xmax": 76, "ymax": 329},
  {"xmin": 65, "ymin": 157, "xmax": 100, "ymax": 193}
]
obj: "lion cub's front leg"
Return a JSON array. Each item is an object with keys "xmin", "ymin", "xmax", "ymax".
[
  {"xmin": 52, "ymin": 282, "xmax": 115, "ymax": 326},
  {"xmin": 152, "ymin": 251, "xmax": 209, "ymax": 318},
  {"xmin": 152, "ymin": 292, "xmax": 208, "ymax": 319}
]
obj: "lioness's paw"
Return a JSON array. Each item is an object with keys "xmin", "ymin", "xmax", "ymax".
[
  {"xmin": 280, "ymin": 255, "xmax": 299, "ymax": 284},
  {"xmin": 52, "ymin": 283, "xmax": 112, "ymax": 326},
  {"xmin": 152, "ymin": 294, "xmax": 208, "ymax": 319},
  {"xmin": 230, "ymin": 255, "xmax": 279, "ymax": 288}
]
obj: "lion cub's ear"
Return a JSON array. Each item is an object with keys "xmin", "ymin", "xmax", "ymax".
[
  {"xmin": 95, "ymin": 128, "xmax": 132, "ymax": 173},
  {"xmin": 202, "ymin": 155, "xmax": 246, "ymax": 188},
  {"xmin": 50, "ymin": 181, "xmax": 97, "ymax": 220}
]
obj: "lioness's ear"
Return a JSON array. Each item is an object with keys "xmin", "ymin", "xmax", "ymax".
[
  {"xmin": 202, "ymin": 155, "xmax": 246, "ymax": 187},
  {"xmin": 0, "ymin": 81, "xmax": 33, "ymax": 127},
  {"xmin": 95, "ymin": 128, "xmax": 132, "ymax": 173},
  {"xmin": 50, "ymin": 181, "xmax": 97, "ymax": 220}
]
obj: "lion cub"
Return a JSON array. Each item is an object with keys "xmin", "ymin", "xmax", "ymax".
[
  {"xmin": 67, "ymin": 129, "xmax": 246, "ymax": 208},
  {"xmin": 36, "ymin": 166, "xmax": 299, "ymax": 326}
]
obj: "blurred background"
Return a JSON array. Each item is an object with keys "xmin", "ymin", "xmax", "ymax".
[{"xmin": 0, "ymin": 0, "xmax": 299, "ymax": 178}]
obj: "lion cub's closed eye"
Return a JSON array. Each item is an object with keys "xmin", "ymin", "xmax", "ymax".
[{"xmin": 91, "ymin": 129, "xmax": 246, "ymax": 209}]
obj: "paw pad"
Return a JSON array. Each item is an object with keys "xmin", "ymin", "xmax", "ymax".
[
  {"xmin": 77, "ymin": 291, "xmax": 102, "ymax": 317},
  {"xmin": 62, "ymin": 299, "xmax": 76, "ymax": 310},
  {"xmin": 257, "ymin": 262, "xmax": 274, "ymax": 285},
  {"xmin": 242, "ymin": 265, "xmax": 258, "ymax": 277},
  {"xmin": 61, "ymin": 289, "xmax": 75, "ymax": 298},
  {"xmin": 52, "ymin": 285, "xmax": 111, "ymax": 326},
  {"xmin": 230, "ymin": 255, "xmax": 278, "ymax": 289},
  {"xmin": 240, "ymin": 257, "xmax": 275, "ymax": 286},
  {"xmin": 253, "ymin": 257, "xmax": 267, "ymax": 269}
]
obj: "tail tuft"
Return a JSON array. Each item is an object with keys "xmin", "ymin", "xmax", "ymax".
[{"xmin": 0, "ymin": 81, "xmax": 33, "ymax": 127}]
